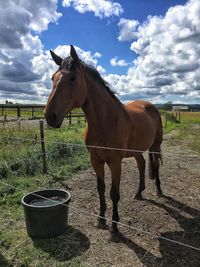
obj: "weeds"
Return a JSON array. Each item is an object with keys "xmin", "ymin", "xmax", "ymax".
[{"xmin": 0, "ymin": 113, "xmax": 200, "ymax": 266}]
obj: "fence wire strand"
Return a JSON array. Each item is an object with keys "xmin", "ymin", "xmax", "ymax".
[
  {"xmin": 0, "ymin": 143, "xmax": 199, "ymax": 202},
  {"xmin": 1, "ymin": 135, "xmax": 200, "ymax": 159}
]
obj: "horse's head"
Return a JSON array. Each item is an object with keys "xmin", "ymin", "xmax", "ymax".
[{"xmin": 45, "ymin": 45, "xmax": 87, "ymax": 128}]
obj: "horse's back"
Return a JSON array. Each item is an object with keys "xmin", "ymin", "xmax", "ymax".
[
  {"xmin": 125, "ymin": 100, "xmax": 161, "ymax": 123},
  {"xmin": 126, "ymin": 100, "xmax": 155, "ymax": 112}
]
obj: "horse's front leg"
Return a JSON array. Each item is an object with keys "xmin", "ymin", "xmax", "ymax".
[
  {"xmin": 108, "ymin": 159, "xmax": 122, "ymax": 233},
  {"xmin": 90, "ymin": 156, "xmax": 107, "ymax": 229}
]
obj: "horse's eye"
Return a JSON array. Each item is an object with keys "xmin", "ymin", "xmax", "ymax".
[{"xmin": 70, "ymin": 76, "xmax": 76, "ymax": 82}]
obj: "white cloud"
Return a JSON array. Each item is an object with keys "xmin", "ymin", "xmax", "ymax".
[
  {"xmin": 118, "ymin": 18, "xmax": 139, "ymax": 41},
  {"xmin": 105, "ymin": 74, "xmax": 129, "ymax": 93},
  {"xmin": 62, "ymin": 0, "xmax": 123, "ymax": 18},
  {"xmin": 0, "ymin": 0, "xmax": 62, "ymax": 103},
  {"xmin": 21, "ymin": 34, "xmax": 43, "ymax": 55},
  {"xmin": 0, "ymin": 3, "xmax": 104, "ymax": 107},
  {"xmin": 1, "ymin": 0, "xmax": 200, "ymax": 104},
  {"xmin": 109, "ymin": 0, "xmax": 200, "ymax": 103},
  {"xmin": 19, "ymin": 0, "xmax": 62, "ymax": 32},
  {"xmin": 94, "ymin": 52, "xmax": 101, "ymax": 58},
  {"xmin": 97, "ymin": 65, "xmax": 106, "ymax": 74},
  {"xmin": 110, "ymin": 57, "xmax": 128, "ymax": 67},
  {"xmin": 0, "ymin": 34, "xmax": 46, "ymax": 103}
]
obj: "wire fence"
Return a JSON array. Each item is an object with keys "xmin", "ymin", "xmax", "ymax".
[
  {"xmin": 1, "ymin": 134, "xmax": 200, "ymax": 159},
  {"xmin": 0, "ymin": 137, "xmax": 199, "ymax": 200},
  {"xmin": 0, "ymin": 119, "xmax": 200, "ymax": 263}
]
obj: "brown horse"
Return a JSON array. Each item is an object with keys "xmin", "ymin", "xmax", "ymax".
[{"xmin": 45, "ymin": 45, "xmax": 163, "ymax": 233}]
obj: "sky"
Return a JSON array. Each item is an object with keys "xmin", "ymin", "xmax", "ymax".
[{"xmin": 0, "ymin": 0, "xmax": 200, "ymax": 104}]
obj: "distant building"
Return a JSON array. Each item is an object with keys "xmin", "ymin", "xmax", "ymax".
[{"xmin": 172, "ymin": 105, "xmax": 189, "ymax": 111}]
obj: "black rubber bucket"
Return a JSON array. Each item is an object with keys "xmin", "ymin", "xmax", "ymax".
[{"xmin": 21, "ymin": 189, "xmax": 71, "ymax": 238}]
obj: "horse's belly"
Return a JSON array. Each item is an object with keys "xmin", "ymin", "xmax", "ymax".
[{"xmin": 126, "ymin": 125, "xmax": 156, "ymax": 156}]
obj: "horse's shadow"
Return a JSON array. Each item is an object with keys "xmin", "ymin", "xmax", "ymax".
[
  {"xmin": 32, "ymin": 225, "xmax": 90, "ymax": 262},
  {"xmin": 116, "ymin": 195, "xmax": 200, "ymax": 267},
  {"xmin": 112, "ymin": 233, "xmax": 162, "ymax": 266}
]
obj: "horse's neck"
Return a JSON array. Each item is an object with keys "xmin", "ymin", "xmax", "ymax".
[{"xmin": 82, "ymin": 78, "xmax": 126, "ymax": 133}]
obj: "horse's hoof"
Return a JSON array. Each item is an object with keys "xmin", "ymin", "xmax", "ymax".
[
  {"xmin": 134, "ymin": 193, "xmax": 143, "ymax": 200},
  {"xmin": 156, "ymin": 190, "xmax": 163, "ymax": 197},
  {"xmin": 110, "ymin": 231, "xmax": 120, "ymax": 242},
  {"xmin": 109, "ymin": 224, "xmax": 119, "ymax": 234},
  {"xmin": 96, "ymin": 219, "xmax": 108, "ymax": 230}
]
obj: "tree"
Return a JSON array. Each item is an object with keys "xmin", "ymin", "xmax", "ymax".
[{"xmin": 161, "ymin": 101, "xmax": 173, "ymax": 111}]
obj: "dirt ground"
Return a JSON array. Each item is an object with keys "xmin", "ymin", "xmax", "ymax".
[{"xmin": 56, "ymin": 129, "xmax": 200, "ymax": 266}]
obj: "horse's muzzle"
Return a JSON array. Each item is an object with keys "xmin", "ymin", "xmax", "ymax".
[{"xmin": 45, "ymin": 111, "xmax": 62, "ymax": 128}]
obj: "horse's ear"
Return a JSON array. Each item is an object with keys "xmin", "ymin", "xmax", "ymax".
[
  {"xmin": 50, "ymin": 50, "xmax": 63, "ymax": 66},
  {"xmin": 70, "ymin": 45, "xmax": 79, "ymax": 63}
]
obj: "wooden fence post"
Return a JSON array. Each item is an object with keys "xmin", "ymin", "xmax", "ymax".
[
  {"xmin": 3, "ymin": 114, "xmax": 7, "ymax": 127},
  {"xmin": 17, "ymin": 107, "xmax": 20, "ymax": 118},
  {"xmin": 171, "ymin": 112, "xmax": 173, "ymax": 125},
  {"xmin": 32, "ymin": 108, "xmax": 34, "ymax": 119},
  {"xmin": 77, "ymin": 115, "xmax": 80, "ymax": 124},
  {"xmin": 39, "ymin": 120, "xmax": 47, "ymax": 174},
  {"xmin": 165, "ymin": 113, "xmax": 168, "ymax": 128}
]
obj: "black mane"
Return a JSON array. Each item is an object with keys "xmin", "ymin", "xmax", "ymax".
[{"xmin": 62, "ymin": 56, "xmax": 121, "ymax": 103}]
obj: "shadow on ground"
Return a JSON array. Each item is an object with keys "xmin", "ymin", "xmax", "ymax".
[
  {"xmin": 116, "ymin": 195, "xmax": 200, "ymax": 267},
  {"xmin": 32, "ymin": 225, "xmax": 90, "ymax": 262}
]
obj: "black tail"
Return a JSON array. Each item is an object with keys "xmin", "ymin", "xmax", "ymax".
[{"xmin": 147, "ymin": 103, "xmax": 163, "ymax": 180}]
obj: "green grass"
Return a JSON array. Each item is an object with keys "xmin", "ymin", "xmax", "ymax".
[
  {"xmin": 161, "ymin": 111, "xmax": 200, "ymax": 154},
  {"xmin": 174, "ymin": 121, "xmax": 200, "ymax": 154},
  {"xmin": 179, "ymin": 111, "xmax": 200, "ymax": 123},
  {"xmin": 0, "ymin": 120, "xmax": 90, "ymax": 200},
  {"xmin": 0, "ymin": 112, "xmax": 200, "ymax": 266},
  {"xmin": 163, "ymin": 122, "xmax": 180, "ymax": 134},
  {"xmin": 0, "ymin": 121, "xmax": 89, "ymax": 177},
  {"xmin": 0, "ymin": 120, "xmax": 91, "ymax": 266}
]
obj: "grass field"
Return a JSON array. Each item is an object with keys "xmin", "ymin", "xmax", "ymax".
[
  {"xmin": 0, "ymin": 112, "xmax": 200, "ymax": 266},
  {"xmin": 162, "ymin": 111, "xmax": 200, "ymax": 154}
]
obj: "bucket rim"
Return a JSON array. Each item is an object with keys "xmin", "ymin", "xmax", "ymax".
[{"xmin": 21, "ymin": 189, "xmax": 71, "ymax": 209}]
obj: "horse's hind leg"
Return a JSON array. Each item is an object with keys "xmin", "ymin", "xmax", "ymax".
[
  {"xmin": 149, "ymin": 146, "xmax": 163, "ymax": 197},
  {"xmin": 154, "ymin": 154, "xmax": 163, "ymax": 197},
  {"xmin": 134, "ymin": 154, "xmax": 145, "ymax": 200},
  {"xmin": 91, "ymin": 157, "xmax": 107, "ymax": 229}
]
